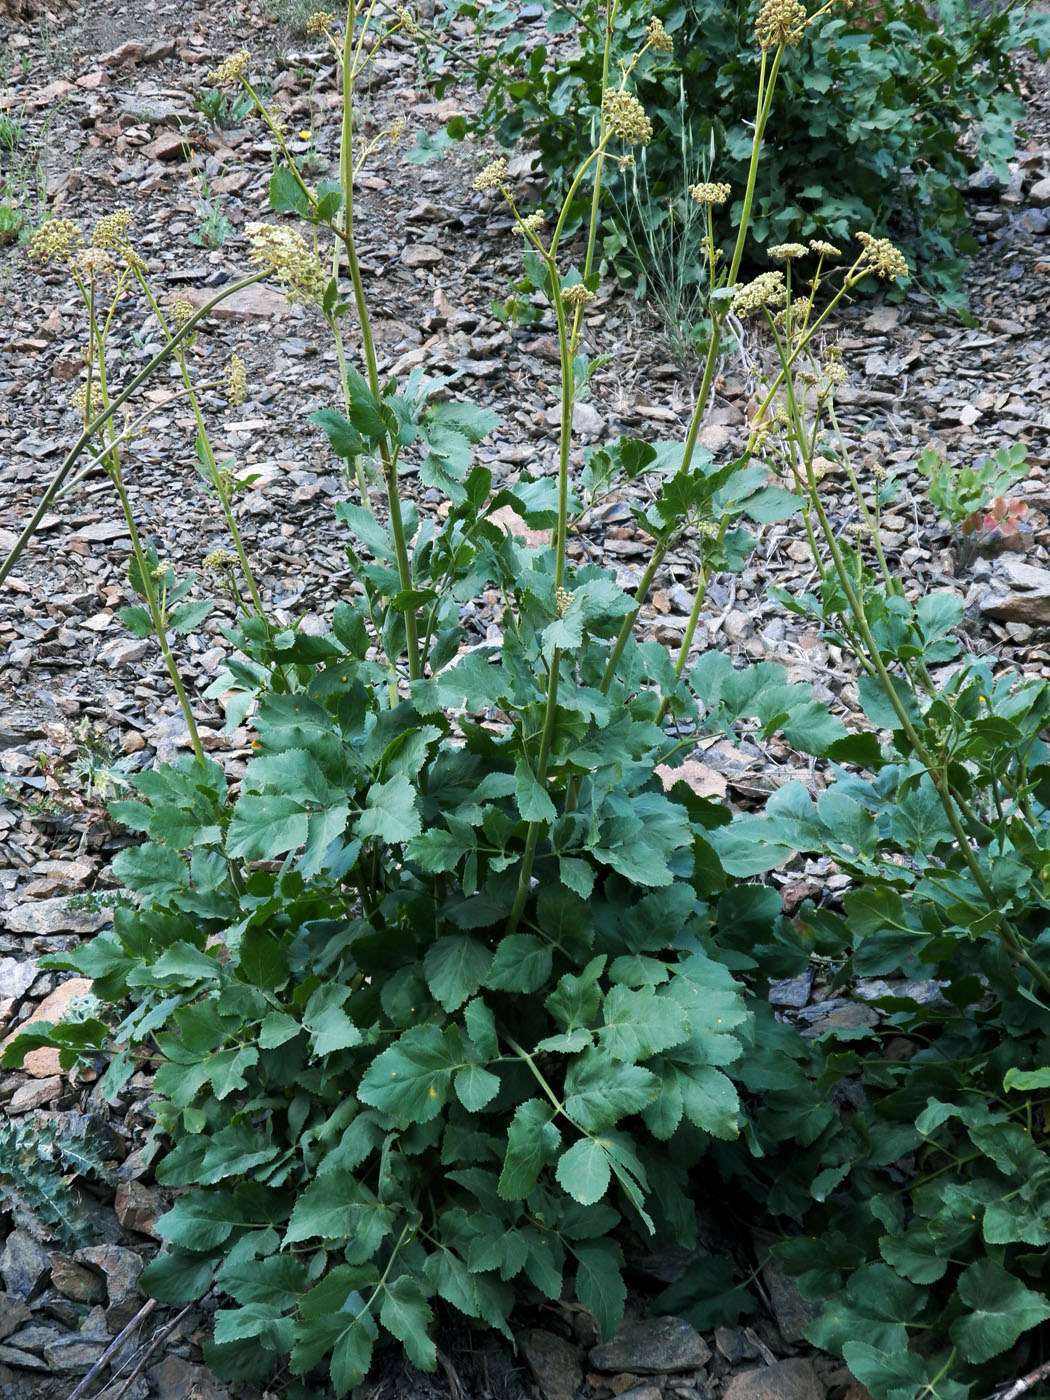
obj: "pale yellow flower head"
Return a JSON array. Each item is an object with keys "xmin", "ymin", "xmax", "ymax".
[
  {"xmin": 809, "ymin": 238, "xmax": 841, "ymax": 257},
  {"xmin": 208, "ymin": 50, "xmax": 250, "ymax": 85},
  {"xmin": 602, "ymin": 89, "xmax": 653, "ymax": 146},
  {"xmin": 92, "ymin": 209, "xmax": 133, "ymax": 250},
  {"xmin": 519, "ymin": 210, "xmax": 546, "ymax": 236},
  {"xmin": 75, "ymin": 247, "xmax": 116, "ymax": 279},
  {"xmin": 769, "ymin": 242, "xmax": 808, "ymax": 261},
  {"xmin": 225, "ymin": 353, "xmax": 248, "ymax": 407},
  {"xmin": 755, "ymin": 0, "xmax": 808, "ymax": 49},
  {"xmin": 27, "ymin": 218, "xmax": 82, "ymax": 264},
  {"xmin": 397, "ymin": 5, "xmax": 421, "ymax": 36},
  {"xmin": 473, "ymin": 157, "xmax": 508, "ymax": 193},
  {"xmin": 245, "ymin": 222, "xmax": 327, "ymax": 304},
  {"xmin": 203, "ymin": 549, "xmax": 235, "ymax": 571},
  {"xmin": 305, "ymin": 10, "xmax": 334, "ymax": 33},
  {"xmin": 562, "ymin": 284, "xmax": 597, "ymax": 309},
  {"xmin": 389, "ymin": 117, "xmax": 405, "ymax": 147},
  {"xmin": 731, "ymin": 270, "xmax": 787, "ymax": 316},
  {"xmin": 171, "ymin": 298, "xmax": 196, "ymax": 329},
  {"xmin": 689, "ymin": 181, "xmax": 731, "ymax": 207},
  {"xmin": 646, "ymin": 16, "xmax": 673, "ymax": 52},
  {"xmin": 855, "ymin": 230, "xmax": 909, "ymax": 281}
]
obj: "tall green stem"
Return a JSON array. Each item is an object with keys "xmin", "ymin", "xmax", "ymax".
[{"xmin": 0, "ymin": 273, "xmax": 269, "ymax": 593}]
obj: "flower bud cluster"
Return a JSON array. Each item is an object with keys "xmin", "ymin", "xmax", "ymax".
[
  {"xmin": 208, "ymin": 50, "xmax": 250, "ymax": 85},
  {"xmin": 855, "ymin": 231, "xmax": 909, "ymax": 281},
  {"xmin": 562, "ymin": 284, "xmax": 596, "ymax": 309},
  {"xmin": 602, "ymin": 89, "xmax": 653, "ymax": 146},
  {"xmin": 472, "ymin": 157, "xmax": 508, "ymax": 193},
  {"xmin": 769, "ymin": 242, "xmax": 808, "ymax": 261},
  {"xmin": 646, "ymin": 16, "xmax": 673, "ymax": 52},
  {"xmin": 809, "ymin": 238, "xmax": 841, "ymax": 257},
  {"xmin": 688, "ymin": 182, "xmax": 731, "ymax": 207},
  {"xmin": 225, "ymin": 353, "xmax": 248, "ymax": 407},
  {"xmin": 755, "ymin": 0, "xmax": 808, "ymax": 48},
  {"xmin": 245, "ymin": 222, "xmax": 327, "ymax": 305},
  {"xmin": 731, "ymin": 270, "xmax": 786, "ymax": 316},
  {"xmin": 92, "ymin": 209, "xmax": 133, "ymax": 250},
  {"xmin": 27, "ymin": 218, "xmax": 81, "ymax": 265},
  {"xmin": 305, "ymin": 10, "xmax": 334, "ymax": 33}
]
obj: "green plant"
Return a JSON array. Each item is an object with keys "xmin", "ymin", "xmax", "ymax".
[
  {"xmin": 1, "ymin": 2, "xmax": 846, "ymax": 1391},
  {"xmin": 0, "ymin": 1114, "xmax": 117, "ymax": 1248},
  {"xmin": 194, "ymin": 86, "xmax": 254, "ymax": 132},
  {"xmin": 918, "ymin": 441, "xmax": 1031, "ymax": 558},
  {"xmin": 0, "ymin": 96, "xmax": 56, "ymax": 247},
  {"xmin": 671, "ymin": 248, "xmax": 1050, "ymax": 1398},
  {"xmin": 7, "ymin": 4, "xmax": 1050, "ymax": 1400},
  {"xmin": 436, "ymin": 0, "xmax": 1050, "ymax": 307},
  {"xmin": 608, "ymin": 98, "xmax": 721, "ymax": 362},
  {"xmin": 186, "ymin": 165, "xmax": 236, "ymax": 249},
  {"xmin": 0, "ymin": 201, "xmax": 23, "ymax": 245}
]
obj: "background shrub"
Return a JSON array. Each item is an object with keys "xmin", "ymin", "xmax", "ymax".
[{"xmin": 438, "ymin": 0, "xmax": 1050, "ymax": 307}]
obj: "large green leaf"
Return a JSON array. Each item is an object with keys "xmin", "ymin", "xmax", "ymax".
[
  {"xmin": 358, "ymin": 1025, "xmax": 465, "ymax": 1122},
  {"xmin": 423, "ymin": 934, "xmax": 492, "ymax": 1011},
  {"xmin": 563, "ymin": 1053, "xmax": 661, "ymax": 1131},
  {"xmin": 356, "ymin": 773, "xmax": 421, "ymax": 844},
  {"xmin": 950, "ymin": 1259, "xmax": 1050, "ymax": 1364},
  {"xmin": 380, "ymin": 1276, "xmax": 436, "ymax": 1373},
  {"xmin": 499, "ymin": 1099, "xmax": 561, "ymax": 1200},
  {"xmin": 556, "ymin": 1138, "xmax": 612, "ymax": 1205},
  {"xmin": 226, "ymin": 794, "xmax": 308, "ymax": 861}
]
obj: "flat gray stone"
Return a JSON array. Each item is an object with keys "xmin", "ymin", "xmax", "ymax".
[
  {"xmin": 516, "ymin": 1329, "xmax": 582, "ymax": 1400},
  {"xmin": 589, "ymin": 1317, "xmax": 710, "ymax": 1374},
  {"xmin": 978, "ymin": 558, "xmax": 1050, "ymax": 624},
  {"xmin": 0, "ymin": 959, "xmax": 37, "ymax": 999},
  {"xmin": 723, "ymin": 1358, "xmax": 824, "ymax": 1400},
  {"xmin": 2, "ymin": 898, "xmax": 111, "ymax": 936},
  {"xmin": 0, "ymin": 1231, "xmax": 50, "ymax": 1300},
  {"xmin": 43, "ymin": 1335, "xmax": 108, "ymax": 1374}
]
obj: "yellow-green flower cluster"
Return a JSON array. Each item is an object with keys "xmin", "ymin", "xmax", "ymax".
[
  {"xmin": 855, "ymin": 230, "xmax": 909, "ymax": 281},
  {"xmin": 769, "ymin": 242, "xmax": 808, "ymax": 261},
  {"xmin": 473, "ymin": 157, "xmax": 508, "ymax": 192},
  {"xmin": 822, "ymin": 357, "xmax": 849, "ymax": 386},
  {"xmin": 92, "ymin": 209, "xmax": 133, "ymax": 249},
  {"xmin": 519, "ymin": 210, "xmax": 545, "ymax": 236},
  {"xmin": 688, "ymin": 181, "xmax": 731, "ymax": 207},
  {"xmin": 388, "ymin": 117, "xmax": 405, "ymax": 146},
  {"xmin": 171, "ymin": 298, "xmax": 196, "ymax": 329},
  {"xmin": 27, "ymin": 218, "xmax": 81, "ymax": 264},
  {"xmin": 755, "ymin": 0, "xmax": 808, "ymax": 49},
  {"xmin": 731, "ymin": 270, "xmax": 786, "ymax": 316},
  {"xmin": 810, "ymin": 238, "xmax": 841, "ymax": 257},
  {"xmin": 555, "ymin": 587, "xmax": 573, "ymax": 618},
  {"xmin": 562, "ymin": 284, "xmax": 596, "ymax": 309},
  {"xmin": 602, "ymin": 89, "xmax": 653, "ymax": 146},
  {"xmin": 245, "ymin": 222, "xmax": 327, "ymax": 304},
  {"xmin": 208, "ymin": 50, "xmax": 250, "ymax": 85},
  {"xmin": 266, "ymin": 104, "xmax": 288, "ymax": 140},
  {"xmin": 203, "ymin": 549, "xmax": 235, "ymax": 571},
  {"xmin": 646, "ymin": 16, "xmax": 673, "ymax": 52},
  {"xmin": 75, "ymin": 247, "xmax": 116, "ymax": 279},
  {"xmin": 397, "ymin": 5, "xmax": 421, "ymax": 36},
  {"xmin": 305, "ymin": 9, "xmax": 334, "ymax": 33},
  {"xmin": 225, "ymin": 353, "xmax": 248, "ymax": 407}
]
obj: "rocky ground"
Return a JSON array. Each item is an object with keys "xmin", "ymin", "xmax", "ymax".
[{"xmin": 3, "ymin": 0, "xmax": 1050, "ymax": 1398}]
